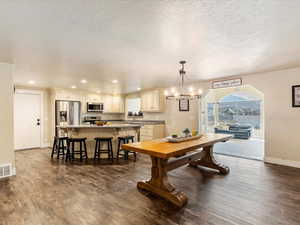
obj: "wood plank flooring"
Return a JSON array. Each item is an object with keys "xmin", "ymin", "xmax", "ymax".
[{"xmin": 0, "ymin": 149, "xmax": 300, "ymax": 225}]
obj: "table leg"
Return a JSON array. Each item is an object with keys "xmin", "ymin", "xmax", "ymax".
[
  {"xmin": 189, "ymin": 145, "xmax": 230, "ymax": 174},
  {"xmin": 137, "ymin": 156, "xmax": 188, "ymax": 208}
]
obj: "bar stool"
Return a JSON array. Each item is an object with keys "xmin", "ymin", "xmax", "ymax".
[
  {"xmin": 117, "ymin": 136, "xmax": 137, "ymax": 162},
  {"xmin": 94, "ymin": 137, "xmax": 114, "ymax": 163},
  {"xmin": 66, "ymin": 138, "xmax": 88, "ymax": 162},
  {"xmin": 51, "ymin": 137, "xmax": 68, "ymax": 159}
]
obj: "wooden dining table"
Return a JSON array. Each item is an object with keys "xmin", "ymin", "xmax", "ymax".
[{"xmin": 122, "ymin": 133, "xmax": 232, "ymax": 208}]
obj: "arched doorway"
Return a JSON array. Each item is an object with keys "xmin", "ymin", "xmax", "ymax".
[{"xmin": 202, "ymin": 85, "xmax": 264, "ymax": 160}]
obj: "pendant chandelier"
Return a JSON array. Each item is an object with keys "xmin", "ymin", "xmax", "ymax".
[{"xmin": 165, "ymin": 61, "xmax": 203, "ymax": 100}]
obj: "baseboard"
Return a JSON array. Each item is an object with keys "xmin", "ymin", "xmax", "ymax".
[
  {"xmin": 41, "ymin": 143, "xmax": 51, "ymax": 148},
  {"xmin": 264, "ymin": 157, "xmax": 300, "ymax": 168},
  {"xmin": 12, "ymin": 167, "xmax": 16, "ymax": 176}
]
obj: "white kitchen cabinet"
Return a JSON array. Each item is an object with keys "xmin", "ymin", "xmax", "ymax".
[
  {"xmin": 103, "ymin": 94, "xmax": 124, "ymax": 113},
  {"xmin": 103, "ymin": 95, "xmax": 112, "ymax": 113},
  {"xmin": 51, "ymin": 89, "xmax": 125, "ymax": 114},
  {"xmin": 86, "ymin": 94, "xmax": 103, "ymax": 103},
  {"xmin": 141, "ymin": 89, "xmax": 165, "ymax": 112},
  {"xmin": 112, "ymin": 95, "xmax": 125, "ymax": 113},
  {"xmin": 140, "ymin": 124, "xmax": 166, "ymax": 141}
]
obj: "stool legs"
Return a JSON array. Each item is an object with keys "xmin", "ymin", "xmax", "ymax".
[
  {"xmin": 109, "ymin": 140, "xmax": 114, "ymax": 163},
  {"xmin": 94, "ymin": 139, "xmax": 113, "ymax": 163},
  {"xmin": 94, "ymin": 139, "xmax": 99, "ymax": 160},
  {"xmin": 57, "ymin": 139, "xmax": 66, "ymax": 159},
  {"xmin": 67, "ymin": 140, "xmax": 88, "ymax": 162},
  {"xmin": 51, "ymin": 138, "xmax": 57, "ymax": 158},
  {"xmin": 80, "ymin": 141, "xmax": 83, "ymax": 162},
  {"xmin": 117, "ymin": 137, "xmax": 136, "ymax": 162},
  {"xmin": 117, "ymin": 139, "xmax": 122, "ymax": 162},
  {"xmin": 130, "ymin": 137, "xmax": 137, "ymax": 162},
  {"xmin": 66, "ymin": 140, "xmax": 71, "ymax": 162},
  {"xmin": 51, "ymin": 137, "xmax": 67, "ymax": 159},
  {"xmin": 84, "ymin": 141, "xmax": 88, "ymax": 161}
]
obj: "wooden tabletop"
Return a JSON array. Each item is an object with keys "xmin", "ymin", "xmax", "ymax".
[{"xmin": 122, "ymin": 133, "xmax": 232, "ymax": 159}]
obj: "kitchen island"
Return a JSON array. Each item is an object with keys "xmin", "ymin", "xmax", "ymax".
[{"xmin": 57, "ymin": 124, "xmax": 142, "ymax": 158}]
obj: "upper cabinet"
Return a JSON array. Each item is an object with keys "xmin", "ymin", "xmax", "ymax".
[
  {"xmin": 141, "ymin": 89, "xmax": 165, "ymax": 112},
  {"xmin": 51, "ymin": 89, "xmax": 125, "ymax": 114},
  {"xmin": 112, "ymin": 95, "xmax": 125, "ymax": 113},
  {"xmin": 86, "ymin": 94, "xmax": 102, "ymax": 103},
  {"xmin": 103, "ymin": 94, "xmax": 124, "ymax": 113}
]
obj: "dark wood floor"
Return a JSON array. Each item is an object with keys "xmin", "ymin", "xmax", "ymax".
[{"xmin": 0, "ymin": 149, "xmax": 300, "ymax": 225}]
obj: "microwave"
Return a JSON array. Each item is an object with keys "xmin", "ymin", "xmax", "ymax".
[{"xmin": 87, "ymin": 102, "xmax": 104, "ymax": 112}]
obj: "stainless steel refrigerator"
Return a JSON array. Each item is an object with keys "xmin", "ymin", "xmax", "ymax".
[{"xmin": 55, "ymin": 100, "xmax": 81, "ymax": 135}]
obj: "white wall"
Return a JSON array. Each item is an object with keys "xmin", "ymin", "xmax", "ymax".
[
  {"xmin": 125, "ymin": 92, "xmax": 200, "ymax": 136},
  {"xmin": 126, "ymin": 67, "xmax": 300, "ymax": 167},
  {"xmin": 200, "ymin": 67, "xmax": 300, "ymax": 167},
  {"xmin": 0, "ymin": 63, "xmax": 15, "ymax": 172},
  {"xmin": 143, "ymin": 100, "xmax": 200, "ymax": 135}
]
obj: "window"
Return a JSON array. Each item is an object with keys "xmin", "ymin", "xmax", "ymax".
[{"xmin": 127, "ymin": 98, "xmax": 141, "ymax": 114}]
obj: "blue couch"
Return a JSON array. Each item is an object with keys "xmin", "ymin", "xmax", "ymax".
[{"xmin": 214, "ymin": 124, "xmax": 252, "ymax": 139}]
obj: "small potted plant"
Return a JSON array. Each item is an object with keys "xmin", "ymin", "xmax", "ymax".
[
  {"xmin": 182, "ymin": 128, "xmax": 191, "ymax": 137},
  {"xmin": 171, "ymin": 134, "xmax": 178, "ymax": 139}
]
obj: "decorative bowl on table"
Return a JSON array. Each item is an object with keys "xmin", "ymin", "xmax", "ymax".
[
  {"xmin": 166, "ymin": 134, "xmax": 203, "ymax": 143},
  {"xmin": 167, "ymin": 129, "xmax": 202, "ymax": 143}
]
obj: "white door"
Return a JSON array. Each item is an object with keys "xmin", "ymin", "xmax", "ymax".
[{"xmin": 14, "ymin": 92, "xmax": 41, "ymax": 150}]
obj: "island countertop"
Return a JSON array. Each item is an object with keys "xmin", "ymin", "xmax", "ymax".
[
  {"xmin": 57, "ymin": 124, "xmax": 142, "ymax": 129},
  {"xmin": 56, "ymin": 124, "xmax": 142, "ymax": 157}
]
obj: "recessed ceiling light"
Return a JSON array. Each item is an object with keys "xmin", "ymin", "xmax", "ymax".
[
  {"xmin": 28, "ymin": 80, "xmax": 35, "ymax": 85},
  {"xmin": 137, "ymin": 88, "xmax": 141, "ymax": 91},
  {"xmin": 112, "ymin": 80, "xmax": 118, "ymax": 84},
  {"xmin": 71, "ymin": 85, "xmax": 77, "ymax": 89},
  {"xmin": 80, "ymin": 79, "xmax": 88, "ymax": 84}
]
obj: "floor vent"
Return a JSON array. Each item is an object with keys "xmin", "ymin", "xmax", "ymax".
[{"xmin": 0, "ymin": 164, "xmax": 12, "ymax": 179}]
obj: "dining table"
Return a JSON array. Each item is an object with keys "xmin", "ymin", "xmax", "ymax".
[{"xmin": 122, "ymin": 133, "xmax": 232, "ymax": 208}]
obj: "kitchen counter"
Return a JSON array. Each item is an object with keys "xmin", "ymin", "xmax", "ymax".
[
  {"xmin": 57, "ymin": 124, "xmax": 141, "ymax": 159},
  {"xmin": 57, "ymin": 124, "xmax": 142, "ymax": 129},
  {"xmin": 100, "ymin": 120, "xmax": 165, "ymax": 125}
]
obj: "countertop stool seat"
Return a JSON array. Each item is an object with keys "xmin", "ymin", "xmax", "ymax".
[
  {"xmin": 94, "ymin": 137, "xmax": 114, "ymax": 164},
  {"xmin": 117, "ymin": 136, "xmax": 137, "ymax": 162},
  {"xmin": 51, "ymin": 137, "xmax": 68, "ymax": 159},
  {"xmin": 66, "ymin": 138, "xmax": 88, "ymax": 162}
]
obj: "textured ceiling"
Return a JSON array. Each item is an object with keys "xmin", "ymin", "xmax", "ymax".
[{"xmin": 1, "ymin": 0, "xmax": 300, "ymax": 93}]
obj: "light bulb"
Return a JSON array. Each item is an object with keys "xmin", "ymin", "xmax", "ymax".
[
  {"xmin": 198, "ymin": 89, "xmax": 203, "ymax": 95},
  {"xmin": 164, "ymin": 90, "xmax": 169, "ymax": 96},
  {"xmin": 171, "ymin": 88, "xmax": 176, "ymax": 93}
]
